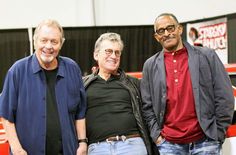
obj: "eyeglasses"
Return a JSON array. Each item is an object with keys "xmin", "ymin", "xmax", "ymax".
[
  {"xmin": 104, "ymin": 49, "xmax": 122, "ymax": 57},
  {"xmin": 155, "ymin": 25, "xmax": 176, "ymax": 36}
]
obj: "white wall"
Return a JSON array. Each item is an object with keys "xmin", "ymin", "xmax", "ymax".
[
  {"xmin": 0, "ymin": 0, "xmax": 236, "ymax": 29},
  {"xmin": 94, "ymin": 0, "xmax": 236, "ymax": 25},
  {"xmin": 0, "ymin": 0, "xmax": 95, "ymax": 29}
]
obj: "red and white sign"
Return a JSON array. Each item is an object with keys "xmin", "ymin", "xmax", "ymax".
[{"xmin": 187, "ymin": 18, "xmax": 228, "ymax": 64}]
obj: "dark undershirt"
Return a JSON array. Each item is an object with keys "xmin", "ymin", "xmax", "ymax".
[
  {"xmin": 44, "ymin": 68, "xmax": 63, "ymax": 155},
  {"xmin": 86, "ymin": 75, "xmax": 139, "ymax": 144}
]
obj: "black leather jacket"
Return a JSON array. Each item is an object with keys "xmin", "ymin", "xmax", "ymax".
[{"xmin": 83, "ymin": 68, "xmax": 154, "ymax": 155}]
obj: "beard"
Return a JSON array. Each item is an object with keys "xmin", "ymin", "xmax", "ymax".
[{"xmin": 40, "ymin": 53, "xmax": 55, "ymax": 64}]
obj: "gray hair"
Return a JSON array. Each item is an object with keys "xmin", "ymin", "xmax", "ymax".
[
  {"xmin": 33, "ymin": 19, "xmax": 65, "ymax": 47},
  {"xmin": 94, "ymin": 32, "xmax": 124, "ymax": 52}
]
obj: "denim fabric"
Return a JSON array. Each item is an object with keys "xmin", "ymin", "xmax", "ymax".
[
  {"xmin": 156, "ymin": 137, "xmax": 222, "ymax": 155},
  {"xmin": 88, "ymin": 137, "xmax": 147, "ymax": 155},
  {"xmin": 0, "ymin": 54, "xmax": 86, "ymax": 155}
]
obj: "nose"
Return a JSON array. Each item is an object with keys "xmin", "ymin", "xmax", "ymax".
[
  {"xmin": 163, "ymin": 29, "xmax": 170, "ymax": 36},
  {"xmin": 45, "ymin": 41, "xmax": 53, "ymax": 49}
]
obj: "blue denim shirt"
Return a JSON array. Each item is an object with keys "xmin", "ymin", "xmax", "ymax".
[{"xmin": 0, "ymin": 53, "xmax": 86, "ymax": 155}]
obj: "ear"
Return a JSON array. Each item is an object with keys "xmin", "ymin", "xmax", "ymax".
[
  {"xmin": 60, "ymin": 38, "xmax": 65, "ymax": 49},
  {"xmin": 178, "ymin": 25, "xmax": 183, "ymax": 35},
  {"xmin": 94, "ymin": 51, "xmax": 98, "ymax": 61},
  {"xmin": 154, "ymin": 34, "xmax": 160, "ymax": 42}
]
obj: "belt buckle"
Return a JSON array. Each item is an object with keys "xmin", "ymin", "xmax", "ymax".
[
  {"xmin": 106, "ymin": 138, "xmax": 112, "ymax": 143},
  {"xmin": 121, "ymin": 135, "xmax": 126, "ymax": 141},
  {"xmin": 106, "ymin": 135, "xmax": 120, "ymax": 143}
]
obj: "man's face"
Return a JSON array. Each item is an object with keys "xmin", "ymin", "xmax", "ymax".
[
  {"xmin": 154, "ymin": 15, "xmax": 183, "ymax": 52},
  {"xmin": 34, "ymin": 25, "xmax": 62, "ymax": 68},
  {"xmin": 94, "ymin": 40, "xmax": 121, "ymax": 74}
]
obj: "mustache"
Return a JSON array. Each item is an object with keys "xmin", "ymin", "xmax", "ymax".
[{"xmin": 163, "ymin": 36, "xmax": 174, "ymax": 41}]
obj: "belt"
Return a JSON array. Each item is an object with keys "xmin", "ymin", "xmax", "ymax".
[{"xmin": 106, "ymin": 133, "xmax": 140, "ymax": 142}]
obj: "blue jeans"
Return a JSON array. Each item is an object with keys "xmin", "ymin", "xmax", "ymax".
[
  {"xmin": 88, "ymin": 137, "xmax": 147, "ymax": 155},
  {"xmin": 156, "ymin": 137, "xmax": 222, "ymax": 155}
]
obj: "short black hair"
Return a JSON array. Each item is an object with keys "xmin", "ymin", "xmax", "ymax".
[
  {"xmin": 155, "ymin": 13, "xmax": 179, "ymax": 24},
  {"xmin": 154, "ymin": 13, "xmax": 180, "ymax": 32}
]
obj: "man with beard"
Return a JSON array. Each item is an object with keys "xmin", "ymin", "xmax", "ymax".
[{"xmin": 0, "ymin": 19, "xmax": 87, "ymax": 155}]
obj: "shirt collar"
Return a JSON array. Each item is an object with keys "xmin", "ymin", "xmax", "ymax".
[
  {"xmin": 32, "ymin": 53, "xmax": 42, "ymax": 74},
  {"xmin": 31, "ymin": 53, "xmax": 65, "ymax": 78},
  {"xmin": 57, "ymin": 57, "xmax": 65, "ymax": 78},
  {"xmin": 164, "ymin": 46, "xmax": 187, "ymax": 56}
]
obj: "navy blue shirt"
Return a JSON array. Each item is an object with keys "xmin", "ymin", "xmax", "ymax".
[{"xmin": 0, "ymin": 53, "xmax": 86, "ymax": 155}]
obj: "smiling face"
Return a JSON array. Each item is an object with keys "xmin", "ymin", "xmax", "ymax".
[
  {"xmin": 154, "ymin": 15, "xmax": 183, "ymax": 52},
  {"xmin": 94, "ymin": 40, "xmax": 121, "ymax": 75},
  {"xmin": 34, "ymin": 24, "xmax": 63, "ymax": 70}
]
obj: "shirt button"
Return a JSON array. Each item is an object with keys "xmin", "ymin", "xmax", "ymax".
[
  {"xmin": 175, "ymin": 79, "xmax": 178, "ymax": 83},
  {"xmin": 172, "ymin": 53, "xmax": 174, "ymax": 56},
  {"xmin": 173, "ymin": 60, "xmax": 176, "ymax": 63},
  {"xmin": 174, "ymin": 70, "xmax": 177, "ymax": 73}
]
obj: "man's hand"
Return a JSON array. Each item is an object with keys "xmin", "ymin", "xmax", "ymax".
[
  {"xmin": 12, "ymin": 147, "xmax": 27, "ymax": 155},
  {"xmin": 76, "ymin": 142, "xmax": 87, "ymax": 155},
  {"xmin": 156, "ymin": 135, "xmax": 164, "ymax": 145}
]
